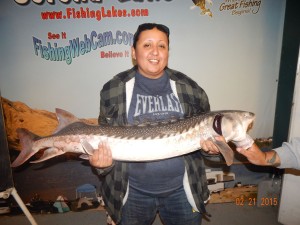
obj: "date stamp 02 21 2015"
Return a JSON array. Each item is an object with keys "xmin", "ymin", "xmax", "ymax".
[{"xmin": 235, "ymin": 196, "xmax": 278, "ymax": 207}]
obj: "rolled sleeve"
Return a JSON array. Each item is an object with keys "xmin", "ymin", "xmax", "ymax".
[{"xmin": 274, "ymin": 137, "xmax": 300, "ymax": 170}]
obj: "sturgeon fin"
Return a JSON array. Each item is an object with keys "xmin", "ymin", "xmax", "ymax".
[
  {"xmin": 214, "ymin": 140, "xmax": 234, "ymax": 166},
  {"xmin": 80, "ymin": 140, "xmax": 95, "ymax": 156},
  {"xmin": 30, "ymin": 147, "xmax": 65, "ymax": 163},
  {"xmin": 11, "ymin": 128, "xmax": 41, "ymax": 167},
  {"xmin": 53, "ymin": 108, "xmax": 80, "ymax": 133}
]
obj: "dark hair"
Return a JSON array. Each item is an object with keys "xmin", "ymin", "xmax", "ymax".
[{"xmin": 132, "ymin": 23, "xmax": 170, "ymax": 49}]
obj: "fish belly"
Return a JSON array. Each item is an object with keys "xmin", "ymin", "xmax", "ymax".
[{"xmin": 106, "ymin": 132, "xmax": 201, "ymax": 161}]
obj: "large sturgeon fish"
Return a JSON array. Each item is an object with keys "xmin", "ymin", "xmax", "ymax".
[{"xmin": 11, "ymin": 109, "xmax": 255, "ymax": 167}]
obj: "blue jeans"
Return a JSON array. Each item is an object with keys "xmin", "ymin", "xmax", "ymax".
[{"xmin": 120, "ymin": 186, "xmax": 202, "ymax": 225}]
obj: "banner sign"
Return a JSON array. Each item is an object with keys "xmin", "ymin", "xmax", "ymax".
[{"xmin": 0, "ymin": 0, "xmax": 286, "ymax": 138}]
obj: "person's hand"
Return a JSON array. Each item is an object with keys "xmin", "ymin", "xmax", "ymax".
[
  {"xmin": 89, "ymin": 142, "xmax": 113, "ymax": 168},
  {"xmin": 200, "ymin": 136, "xmax": 225, "ymax": 155},
  {"xmin": 236, "ymin": 144, "xmax": 265, "ymax": 165},
  {"xmin": 237, "ymin": 144, "xmax": 280, "ymax": 167}
]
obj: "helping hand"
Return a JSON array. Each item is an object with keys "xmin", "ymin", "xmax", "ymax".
[
  {"xmin": 89, "ymin": 142, "xmax": 114, "ymax": 168},
  {"xmin": 200, "ymin": 136, "xmax": 225, "ymax": 155}
]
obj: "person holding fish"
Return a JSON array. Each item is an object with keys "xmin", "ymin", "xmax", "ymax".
[{"xmin": 89, "ymin": 23, "xmax": 252, "ymax": 225}]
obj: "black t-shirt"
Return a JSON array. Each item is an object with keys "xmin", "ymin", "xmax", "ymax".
[{"xmin": 127, "ymin": 72, "xmax": 185, "ymax": 196}]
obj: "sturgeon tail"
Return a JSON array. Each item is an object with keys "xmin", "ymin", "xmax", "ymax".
[{"xmin": 11, "ymin": 128, "xmax": 40, "ymax": 167}]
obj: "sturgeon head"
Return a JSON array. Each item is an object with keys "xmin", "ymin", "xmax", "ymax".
[
  {"xmin": 220, "ymin": 110, "xmax": 255, "ymax": 142},
  {"xmin": 211, "ymin": 110, "xmax": 255, "ymax": 165}
]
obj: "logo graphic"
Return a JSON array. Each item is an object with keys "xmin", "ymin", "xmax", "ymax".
[
  {"xmin": 219, "ymin": 0, "xmax": 262, "ymax": 16},
  {"xmin": 191, "ymin": 0, "xmax": 213, "ymax": 17}
]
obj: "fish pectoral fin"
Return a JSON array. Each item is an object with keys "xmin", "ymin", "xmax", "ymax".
[
  {"xmin": 30, "ymin": 147, "xmax": 65, "ymax": 163},
  {"xmin": 214, "ymin": 140, "xmax": 234, "ymax": 166},
  {"xmin": 80, "ymin": 140, "xmax": 95, "ymax": 156}
]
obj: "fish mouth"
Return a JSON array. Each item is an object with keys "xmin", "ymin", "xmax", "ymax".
[{"xmin": 247, "ymin": 121, "xmax": 254, "ymax": 132}]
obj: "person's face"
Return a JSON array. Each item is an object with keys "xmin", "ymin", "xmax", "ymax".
[{"xmin": 131, "ymin": 28, "xmax": 169, "ymax": 79}]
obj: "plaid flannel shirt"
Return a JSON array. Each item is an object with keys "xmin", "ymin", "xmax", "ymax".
[{"xmin": 97, "ymin": 66, "xmax": 211, "ymax": 223}]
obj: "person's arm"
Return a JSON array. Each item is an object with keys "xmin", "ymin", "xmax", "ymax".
[
  {"xmin": 237, "ymin": 144, "xmax": 281, "ymax": 167},
  {"xmin": 89, "ymin": 85, "xmax": 115, "ymax": 173},
  {"xmin": 237, "ymin": 137, "xmax": 300, "ymax": 170}
]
